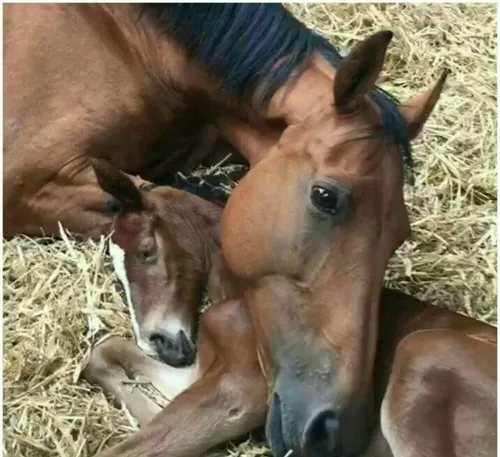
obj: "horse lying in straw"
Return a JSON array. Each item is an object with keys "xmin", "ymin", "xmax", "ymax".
[
  {"xmin": 6, "ymin": 3, "xmax": 408, "ymax": 239},
  {"xmin": 79, "ymin": 19, "xmax": 498, "ymax": 457},
  {"xmin": 7, "ymin": 3, "xmax": 495, "ymax": 456},
  {"xmin": 83, "ymin": 160, "xmax": 496, "ymax": 457}
]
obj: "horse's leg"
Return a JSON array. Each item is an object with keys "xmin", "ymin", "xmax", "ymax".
[
  {"xmin": 84, "ymin": 299, "xmax": 267, "ymax": 457},
  {"xmin": 380, "ymin": 329, "xmax": 497, "ymax": 457},
  {"xmin": 4, "ymin": 161, "xmax": 150, "ymax": 239}
]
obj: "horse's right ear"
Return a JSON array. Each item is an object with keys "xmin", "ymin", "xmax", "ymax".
[
  {"xmin": 334, "ymin": 30, "xmax": 393, "ymax": 114},
  {"xmin": 90, "ymin": 158, "xmax": 145, "ymax": 213}
]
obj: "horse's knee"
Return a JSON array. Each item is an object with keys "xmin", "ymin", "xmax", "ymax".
[
  {"xmin": 82, "ymin": 335, "xmax": 134, "ymax": 387},
  {"xmin": 198, "ymin": 301, "xmax": 266, "ymax": 424},
  {"xmin": 217, "ymin": 367, "xmax": 267, "ymax": 432}
]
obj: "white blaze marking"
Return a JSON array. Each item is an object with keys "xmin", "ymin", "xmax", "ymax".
[
  {"xmin": 108, "ymin": 239, "xmax": 141, "ymax": 342},
  {"xmin": 160, "ymin": 314, "xmax": 189, "ymax": 339}
]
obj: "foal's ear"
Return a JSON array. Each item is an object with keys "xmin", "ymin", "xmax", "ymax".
[
  {"xmin": 334, "ymin": 30, "xmax": 393, "ymax": 114},
  {"xmin": 399, "ymin": 69, "xmax": 449, "ymax": 140},
  {"xmin": 90, "ymin": 158, "xmax": 145, "ymax": 213}
]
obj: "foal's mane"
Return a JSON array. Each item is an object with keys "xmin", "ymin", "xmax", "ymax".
[{"xmin": 137, "ymin": 3, "xmax": 413, "ymax": 180}]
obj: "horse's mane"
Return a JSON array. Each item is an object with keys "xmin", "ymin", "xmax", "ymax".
[{"xmin": 138, "ymin": 3, "xmax": 413, "ymax": 180}]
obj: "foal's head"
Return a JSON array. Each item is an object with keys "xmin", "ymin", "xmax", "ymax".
[
  {"xmin": 221, "ymin": 31, "xmax": 447, "ymax": 457},
  {"xmin": 92, "ymin": 160, "xmax": 222, "ymax": 367}
]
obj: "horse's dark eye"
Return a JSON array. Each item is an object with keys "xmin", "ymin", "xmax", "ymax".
[{"xmin": 311, "ymin": 185, "xmax": 340, "ymax": 214}]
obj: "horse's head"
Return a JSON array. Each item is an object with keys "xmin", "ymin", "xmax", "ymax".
[
  {"xmin": 221, "ymin": 31, "xmax": 447, "ymax": 457},
  {"xmin": 91, "ymin": 159, "xmax": 222, "ymax": 367}
]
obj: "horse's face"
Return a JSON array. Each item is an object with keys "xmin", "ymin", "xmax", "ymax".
[
  {"xmin": 92, "ymin": 160, "xmax": 218, "ymax": 367},
  {"xmin": 221, "ymin": 31, "xmax": 447, "ymax": 457}
]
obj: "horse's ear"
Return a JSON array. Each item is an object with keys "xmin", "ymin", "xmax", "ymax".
[
  {"xmin": 399, "ymin": 69, "xmax": 449, "ymax": 140},
  {"xmin": 334, "ymin": 30, "xmax": 393, "ymax": 114},
  {"xmin": 90, "ymin": 158, "xmax": 145, "ymax": 213}
]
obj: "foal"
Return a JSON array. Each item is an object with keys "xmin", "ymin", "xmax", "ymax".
[
  {"xmin": 83, "ymin": 163, "xmax": 496, "ymax": 457},
  {"xmin": 91, "ymin": 158, "xmax": 237, "ymax": 367}
]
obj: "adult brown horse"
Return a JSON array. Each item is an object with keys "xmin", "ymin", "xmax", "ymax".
[
  {"xmin": 83, "ymin": 161, "xmax": 496, "ymax": 457},
  {"xmin": 79, "ymin": 22, "xmax": 451, "ymax": 457},
  {"xmin": 4, "ymin": 3, "xmax": 410, "ymax": 238}
]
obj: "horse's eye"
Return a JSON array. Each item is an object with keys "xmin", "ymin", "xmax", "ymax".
[{"xmin": 311, "ymin": 185, "xmax": 340, "ymax": 215}]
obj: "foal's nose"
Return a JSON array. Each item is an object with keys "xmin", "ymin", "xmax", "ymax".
[
  {"xmin": 150, "ymin": 330, "xmax": 196, "ymax": 367},
  {"xmin": 302, "ymin": 408, "xmax": 341, "ymax": 457}
]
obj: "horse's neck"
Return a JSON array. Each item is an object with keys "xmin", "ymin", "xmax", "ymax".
[
  {"xmin": 118, "ymin": 5, "xmax": 336, "ymax": 164},
  {"xmin": 127, "ymin": 4, "xmax": 336, "ymax": 124},
  {"xmin": 215, "ymin": 56, "xmax": 335, "ymax": 165}
]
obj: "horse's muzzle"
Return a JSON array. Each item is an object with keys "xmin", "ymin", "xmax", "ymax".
[
  {"xmin": 266, "ymin": 391, "xmax": 342, "ymax": 457},
  {"xmin": 265, "ymin": 367, "xmax": 345, "ymax": 457},
  {"xmin": 265, "ymin": 366, "xmax": 372, "ymax": 457}
]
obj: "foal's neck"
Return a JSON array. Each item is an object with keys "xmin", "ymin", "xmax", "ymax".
[{"xmin": 205, "ymin": 228, "xmax": 240, "ymax": 305}]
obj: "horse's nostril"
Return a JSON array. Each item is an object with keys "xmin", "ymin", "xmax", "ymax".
[{"xmin": 302, "ymin": 409, "xmax": 341, "ymax": 456}]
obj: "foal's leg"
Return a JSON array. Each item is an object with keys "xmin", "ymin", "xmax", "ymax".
[
  {"xmin": 85, "ymin": 299, "xmax": 268, "ymax": 457},
  {"xmin": 83, "ymin": 335, "xmax": 194, "ymax": 426},
  {"xmin": 381, "ymin": 329, "xmax": 497, "ymax": 457}
]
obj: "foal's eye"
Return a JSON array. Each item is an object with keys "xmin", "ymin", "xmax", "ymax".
[
  {"xmin": 137, "ymin": 248, "xmax": 157, "ymax": 263},
  {"xmin": 310, "ymin": 185, "xmax": 340, "ymax": 215}
]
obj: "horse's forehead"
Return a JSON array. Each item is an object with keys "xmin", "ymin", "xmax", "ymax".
[
  {"xmin": 283, "ymin": 102, "xmax": 380, "ymax": 152},
  {"xmin": 279, "ymin": 119, "xmax": 380, "ymax": 177}
]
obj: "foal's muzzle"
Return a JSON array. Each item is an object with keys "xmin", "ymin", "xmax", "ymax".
[{"xmin": 150, "ymin": 329, "xmax": 196, "ymax": 367}]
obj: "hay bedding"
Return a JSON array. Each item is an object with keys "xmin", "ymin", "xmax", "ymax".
[{"xmin": 3, "ymin": 4, "xmax": 496, "ymax": 457}]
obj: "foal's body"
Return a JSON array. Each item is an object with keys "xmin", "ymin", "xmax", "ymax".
[{"xmin": 86, "ymin": 278, "xmax": 496, "ymax": 457}]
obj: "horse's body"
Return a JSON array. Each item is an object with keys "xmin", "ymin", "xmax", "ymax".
[
  {"xmin": 4, "ymin": 3, "xmax": 228, "ymax": 236},
  {"xmin": 8, "ymin": 4, "xmax": 487, "ymax": 456},
  {"xmin": 3, "ymin": 3, "xmax": 407, "ymax": 238},
  {"xmin": 82, "ymin": 164, "xmax": 496, "ymax": 457}
]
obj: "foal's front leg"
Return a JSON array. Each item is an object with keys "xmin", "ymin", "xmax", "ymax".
[
  {"xmin": 84, "ymin": 299, "xmax": 268, "ymax": 457},
  {"xmin": 83, "ymin": 335, "xmax": 187, "ymax": 426}
]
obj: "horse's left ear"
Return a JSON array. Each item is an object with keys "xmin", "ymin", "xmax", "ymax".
[
  {"xmin": 334, "ymin": 30, "xmax": 393, "ymax": 114},
  {"xmin": 399, "ymin": 69, "xmax": 450, "ymax": 140}
]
